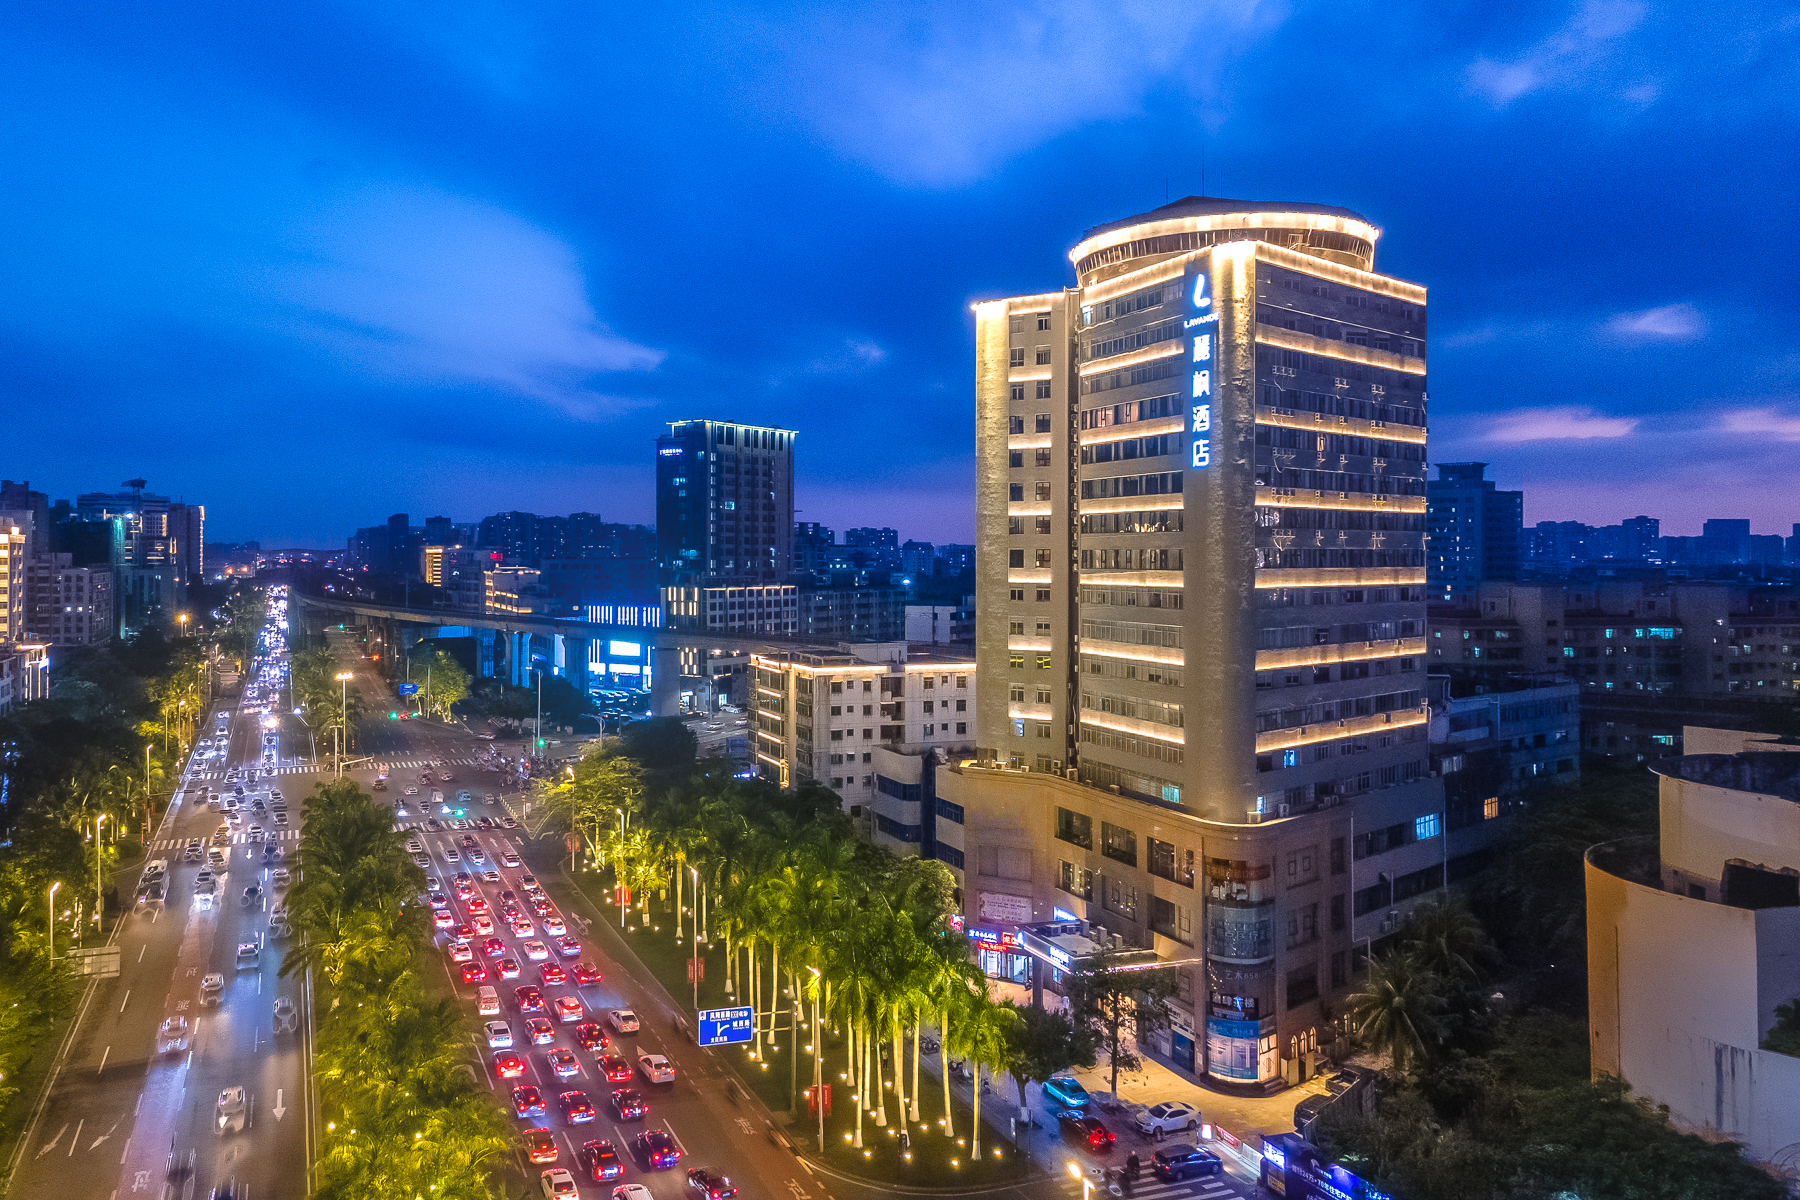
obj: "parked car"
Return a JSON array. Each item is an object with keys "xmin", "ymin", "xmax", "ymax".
[
  {"xmin": 1057, "ymin": 1109, "xmax": 1116, "ymax": 1152},
  {"xmin": 1043, "ymin": 1075, "xmax": 1091, "ymax": 1109},
  {"xmin": 1135, "ymin": 1100, "xmax": 1201, "ymax": 1139}
]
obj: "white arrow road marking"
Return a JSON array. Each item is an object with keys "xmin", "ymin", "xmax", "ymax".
[
  {"xmin": 272, "ymin": 1089, "xmax": 286, "ymax": 1120},
  {"xmin": 35, "ymin": 1122, "xmax": 68, "ymax": 1158},
  {"xmin": 90, "ymin": 1119, "xmax": 120, "ymax": 1149}
]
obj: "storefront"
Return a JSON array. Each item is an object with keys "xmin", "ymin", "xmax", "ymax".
[{"xmin": 968, "ymin": 927, "xmax": 1031, "ymax": 985}]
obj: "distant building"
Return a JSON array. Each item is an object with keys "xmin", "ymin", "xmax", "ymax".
[
  {"xmin": 797, "ymin": 583, "xmax": 906, "ymax": 642},
  {"xmin": 76, "ymin": 480, "xmax": 203, "ymax": 630},
  {"xmin": 1428, "ymin": 672, "xmax": 1578, "ymax": 856},
  {"xmin": 25, "ymin": 553, "xmax": 113, "ymax": 645},
  {"xmin": 657, "ymin": 419, "xmax": 796, "ymax": 625},
  {"xmin": 843, "ymin": 527, "xmax": 901, "ymax": 570},
  {"xmin": 694, "ymin": 583, "xmax": 799, "ymax": 635},
  {"xmin": 0, "ymin": 642, "xmax": 49, "ymax": 713},
  {"xmin": 900, "ymin": 540, "xmax": 936, "ymax": 576},
  {"xmin": 939, "ymin": 544, "xmax": 975, "ymax": 577},
  {"xmin": 485, "ymin": 567, "xmax": 546, "ymax": 615},
  {"xmin": 1427, "ymin": 463, "xmax": 1522, "ymax": 603},
  {"xmin": 0, "ymin": 522, "xmax": 27, "ymax": 644},
  {"xmin": 793, "ymin": 522, "xmax": 837, "ymax": 575},
  {"xmin": 905, "ymin": 603, "xmax": 973, "ymax": 645},
  {"xmin": 1587, "ymin": 729, "xmax": 1800, "ymax": 1164},
  {"xmin": 386, "ymin": 512, "xmax": 411, "ymax": 576}
]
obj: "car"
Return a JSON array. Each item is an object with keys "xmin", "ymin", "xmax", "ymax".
[
  {"xmin": 471, "ymin": 915, "xmax": 497, "ymax": 937},
  {"xmin": 515, "ymin": 985, "xmax": 547, "ymax": 1013},
  {"xmin": 686, "ymin": 1168, "xmax": 738, "ymax": 1200},
  {"xmin": 614, "ymin": 1186, "xmax": 654, "ymax": 1200},
  {"xmin": 609, "ymin": 1088, "xmax": 647, "ymax": 1120},
  {"xmin": 236, "ymin": 942, "xmax": 261, "ymax": 970},
  {"xmin": 461, "ymin": 833, "xmax": 477, "ymax": 848},
  {"xmin": 1043, "ymin": 1075, "xmax": 1091, "ymax": 1109},
  {"xmin": 496, "ymin": 957, "xmax": 522, "ymax": 980},
  {"xmin": 404, "ymin": 786, "xmax": 419, "ymax": 796},
  {"xmin": 638, "ymin": 1053, "xmax": 675, "ymax": 1084},
  {"xmin": 580, "ymin": 1139, "xmax": 625, "ymax": 1181},
  {"xmin": 512, "ymin": 917, "xmax": 538, "ymax": 938},
  {"xmin": 485, "ymin": 1021, "xmax": 514, "ymax": 1049},
  {"xmin": 200, "ymin": 972, "xmax": 226, "ymax": 1006},
  {"xmin": 503, "ymin": 819, "xmax": 519, "ymax": 831},
  {"xmin": 462, "ymin": 961, "xmax": 490, "ymax": 983},
  {"xmin": 482, "ymin": 869, "xmax": 501, "ymax": 883},
  {"xmin": 136, "ymin": 879, "xmax": 167, "ymax": 907},
  {"xmin": 522, "ymin": 1126, "xmax": 560, "ymax": 1165},
  {"xmin": 501, "ymin": 901, "xmax": 524, "ymax": 921},
  {"xmin": 425, "ymin": 818, "xmax": 442, "ymax": 832},
  {"xmin": 1135, "ymin": 1099, "xmax": 1201, "ymax": 1139},
  {"xmin": 541, "ymin": 1167, "xmax": 580, "ymax": 1199},
  {"xmin": 449, "ymin": 941, "xmax": 475, "ymax": 963},
  {"xmin": 573, "ymin": 1023, "xmax": 610, "ymax": 1052},
  {"xmin": 1058, "ymin": 1109, "xmax": 1115, "ymax": 1152},
  {"xmin": 547, "ymin": 1047, "xmax": 581, "ymax": 1078},
  {"xmin": 636, "ymin": 1129, "xmax": 680, "ymax": 1169},
  {"xmin": 558, "ymin": 1090, "xmax": 597, "ymax": 1124},
  {"xmin": 559, "ymin": 936, "xmax": 583, "ymax": 958},
  {"xmin": 412, "ymin": 854, "xmax": 430, "ymax": 868},
  {"xmin": 157, "ymin": 1016, "xmax": 192, "ymax": 1054},
  {"xmin": 540, "ymin": 962, "xmax": 568, "ymax": 985},
  {"xmin": 526, "ymin": 1017, "xmax": 557, "ymax": 1044},
  {"xmin": 429, "ymin": 892, "xmax": 450, "ymax": 909},
  {"xmin": 609, "ymin": 1009, "xmax": 640, "ymax": 1034},
  {"xmin": 482, "ymin": 937, "xmax": 509, "ymax": 958},
  {"xmin": 542, "ymin": 916, "xmax": 567, "ymax": 937},
  {"xmin": 271, "ymin": 867, "xmax": 291, "ymax": 887},
  {"xmin": 522, "ymin": 939, "xmax": 551, "ymax": 961},
  {"xmin": 465, "ymin": 897, "xmax": 490, "ymax": 916},
  {"xmin": 246, "ymin": 824, "xmax": 264, "ymax": 841},
  {"xmin": 495, "ymin": 1052, "xmax": 527, "ymax": 1079},
  {"xmin": 532, "ymin": 897, "xmax": 554, "ymax": 917},
  {"xmin": 599, "ymin": 1053, "xmax": 634, "ymax": 1083},
  {"xmin": 216, "ymin": 1086, "xmax": 248, "ymax": 1134},
  {"xmin": 513, "ymin": 1085, "xmax": 547, "ymax": 1119},
  {"xmin": 272, "ymin": 996, "xmax": 300, "ymax": 1034},
  {"xmin": 1151, "ymin": 1145, "xmax": 1222, "ymax": 1181},
  {"xmin": 573, "ymin": 962, "xmax": 604, "ymax": 986},
  {"xmin": 521, "ymin": 873, "xmax": 541, "ymax": 888},
  {"xmin": 405, "ymin": 839, "xmax": 424, "ymax": 854},
  {"xmin": 434, "ymin": 909, "xmax": 456, "ymax": 929},
  {"xmin": 555, "ymin": 996, "xmax": 585, "ymax": 1024}
]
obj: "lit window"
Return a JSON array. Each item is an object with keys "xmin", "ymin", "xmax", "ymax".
[
  {"xmin": 1482, "ymin": 796, "xmax": 1499, "ymax": 820},
  {"xmin": 1415, "ymin": 813, "xmax": 1441, "ymax": 840}
]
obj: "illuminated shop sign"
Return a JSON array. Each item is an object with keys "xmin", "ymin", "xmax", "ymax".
[
  {"xmin": 966, "ymin": 927, "xmax": 1019, "ymax": 949},
  {"xmin": 657, "ymin": 447, "xmax": 683, "ymax": 457},
  {"xmin": 1190, "ymin": 272, "xmax": 1213, "ymax": 470}
]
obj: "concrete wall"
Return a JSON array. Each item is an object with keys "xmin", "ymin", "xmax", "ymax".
[
  {"xmin": 1587, "ymin": 854, "xmax": 1800, "ymax": 1161},
  {"xmin": 1682, "ymin": 726, "xmax": 1800, "ymax": 757},
  {"xmin": 1659, "ymin": 773, "xmax": 1800, "ymax": 884}
]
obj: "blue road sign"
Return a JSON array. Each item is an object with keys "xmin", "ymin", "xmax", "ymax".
[
  {"xmin": 697, "ymin": 1006, "xmax": 754, "ymax": 1047},
  {"xmin": 397, "ymin": 683, "xmax": 419, "ymax": 696}
]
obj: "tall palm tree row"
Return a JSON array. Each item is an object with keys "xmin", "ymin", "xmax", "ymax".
[
  {"xmin": 536, "ymin": 750, "xmax": 991, "ymax": 1152},
  {"xmin": 284, "ymin": 778, "xmax": 512, "ymax": 1199}
]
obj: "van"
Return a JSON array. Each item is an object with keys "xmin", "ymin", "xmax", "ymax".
[{"xmin": 477, "ymin": 986, "xmax": 501, "ymax": 1015}]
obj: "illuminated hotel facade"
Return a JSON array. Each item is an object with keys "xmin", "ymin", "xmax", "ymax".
[{"xmin": 945, "ymin": 198, "xmax": 1448, "ymax": 1090}]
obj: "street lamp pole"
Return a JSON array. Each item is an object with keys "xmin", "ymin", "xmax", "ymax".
[
  {"xmin": 94, "ymin": 814, "xmax": 107, "ymax": 925},
  {"xmin": 48, "ymin": 882, "xmax": 61, "ymax": 961},
  {"xmin": 335, "ymin": 671, "xmax": 354, "ymax": 777},
  {"xmin": 615, "ymin": 806, "xmax": 628, "ymax": 926},
  {"xmin": 808, "ymin": 965, "xmax": 824, "ymax": 1152}
]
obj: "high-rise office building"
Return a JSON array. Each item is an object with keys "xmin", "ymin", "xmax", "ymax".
[
  {"xmin": 945, "ymin": 197, "xmax": 1444, "ymax": 1090},
  {"xmin": 656, "ymin": 420, "xmax": 796, "ymax": 626},
  {"xmin": 75, "ymin": 480, "xmax": 202, "ymax": 630},
  {"xmin": 1426, "ymin": 463, "xmax": 1521, "ymax": 602}
]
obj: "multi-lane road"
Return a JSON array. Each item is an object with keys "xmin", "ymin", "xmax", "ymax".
[{"xmin": 4, "ymin": 602, "xmax": 1264, "ymax": 1200}]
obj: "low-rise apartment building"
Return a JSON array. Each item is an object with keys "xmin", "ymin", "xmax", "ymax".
[
  {"xmin": 1429, "ymin": 672, "xmax": 1579, "ymax": 855},
  {"xmin": 27, "ymin": 553, "xmax": 114, "ymax": 645}
]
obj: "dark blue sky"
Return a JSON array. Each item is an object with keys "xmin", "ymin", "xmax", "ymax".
[{"xmin": 5, "ymin": 1, "xmax": 1797, "ymax": 547}]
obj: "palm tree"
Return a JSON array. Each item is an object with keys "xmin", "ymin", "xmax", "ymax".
[
  {"xmin": 952, "ymin": 993, "xmax": 1017, "ymax": 1159},
  {"xmin": 1344, "ymin": 951, "xmax": 1446, "ymax": 1076},
  {"xmin": 922, "ymin": 926, "xmax": 983, "ymax": 1137},
  {"xmin": 1403, "ymin": 893, "xmax": 1494, "ymax": 984}
]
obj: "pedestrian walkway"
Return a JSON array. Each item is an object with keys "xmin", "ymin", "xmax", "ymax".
[
  {"xmin": 1052, "ymin": 1171, "xmax": 1245, "ymax": 1200},
  {"xmin": 146, "ymin": 828, "xmax": 302, "ymax": 851},
  {"xmin": 184, "ymin": 755, "xmax": 487, "ymax": 781}
]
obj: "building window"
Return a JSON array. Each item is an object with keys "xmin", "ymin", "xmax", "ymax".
[
  {"xmin": 1286, "ymin": 964, "xmax": 1319, "ymax": 1009},
  {"xmin": 1037, "ymin": 655, "xmax": 1053, "ymax": 670},
  {"xmin": 1101, "ymin": 822, "xmax": 1137, "ymax": 866},
  {"xmin": 1415, "ymin": 813, "xmax": 1441, "ymax": 841},
  {"xmin": 1482, "ymin": 795, "xmax": 1500, "ymax": 820},
  {"xmin": 1010, "ymin": 348, "xmax": 1025, "ymax": 367},
  {"xmin": 1285, "ymin": 847, "xmax": 1318, "ymax": 887},
  {"xmin": 1055, "ymin": 808, "xmax": 1093, "ymax": 849},
  {"xmin": 1035, "ymin": 347, "xmax": 1051, "ymax": 365},
  {"xmin": 1035, "ymin": 381, "xmax": 1052, "ymax": 400},
  {"xmin": 1034, "ymin": 481, "xmax": 1052, "ymax": 501},
  {"xmin": 1009, "ymin": 655, "xmax": 1024, "ymax": 670},
  {"xmin": 1059, "ymin": 860, "xmax": 1093, "ymax": 899},
  {"xmin": 1103, "ymin": 876, "xmax": 1138, "ymax": 920},
  {"xmin": 1329, "ymin": 837, "xmax": 1345, "ymax": 875},
  {"xmin": 1150, "ymin": 896, "xmax": 1191, "ymax": 944}
]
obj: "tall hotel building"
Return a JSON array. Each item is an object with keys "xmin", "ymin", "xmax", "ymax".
[{"xmin": 944, "ymin": 197, "xmax": 1444, "ymax": 1091}]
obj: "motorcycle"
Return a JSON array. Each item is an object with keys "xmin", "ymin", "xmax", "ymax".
[{"xmin": 918, "ymin": 1035, "xmax": 941, "ymax": 1055}]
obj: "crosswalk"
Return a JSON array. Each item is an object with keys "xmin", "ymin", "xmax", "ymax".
[
  {"xmin": 1056, "ymin": 1173, "xmax": 1240, "ymax": 1200},
  {"xmin": 184, "ymin": 756, "xmax": 489, "ymax": 782},
  {"xmin": 148, "ymin": 828, "xmax": 303, "ymax": 852}
]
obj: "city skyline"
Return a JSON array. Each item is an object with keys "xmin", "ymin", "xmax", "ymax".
[{"xmin": 5, "ymin": 2, "xmax": 1798, "ymax": 545}]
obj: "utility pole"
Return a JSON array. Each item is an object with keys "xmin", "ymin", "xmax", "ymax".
[
  {"xmin": 48, "ymin": 882, "xmax": 61, "ymax": 960},
  {"xmin": 535, "ymin": 669, "xmax": 543, "ymax": 763}
]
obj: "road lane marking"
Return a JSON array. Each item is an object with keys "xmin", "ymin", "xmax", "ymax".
[
  {"xmin": 119, "ymin": 1134, "xmax": 131, "ymax": 1163},
  {"xmin": 98, "ymin": 1046, "xmax": 110, "ymax": 1075},
  {"xmin": 90, "ymin": 1119, "xmax": 120, "ymax": 1150},
  {"xmin": 67, "ymin": 1118, "xmax": 82, "ymax": 1156},
  {"xmin": 35, "ymin": 1122, "xmax": 68, "ymax": 1158},
  {"xmin": 120, "ymin": 990, "xmax": 131, "ymax": 1012},
  {"xmin": 138, "ymin": 945, "xmax": 147, "ymax": 963}
]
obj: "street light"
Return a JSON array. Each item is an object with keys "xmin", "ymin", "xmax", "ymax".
[
  {"xmin": 334, "ymin": 671, "xmax": 354, "ymax": 777},
  {"xmin": 1069, "ymin": 1161, "xmax": 1094, "ymax": 1200},
  {"xmin": 94, "ymin": 814, "xmax": 107, "ymax": 925},
  {"xmin": 809, "ymin": 965, "xmax": 825, "ymax": 1152},
  {"xmin": 48, "ymin": 882, "xmax": 61, "ymax": 961}
]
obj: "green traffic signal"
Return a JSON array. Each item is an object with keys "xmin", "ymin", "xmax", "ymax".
[
  {"xmin": 389, "ymin": 711, "xmax": 398, "ymax": 719},
  {"xmin": 537, "ymin": 738, "xmax": 546, "ymax": 746}
]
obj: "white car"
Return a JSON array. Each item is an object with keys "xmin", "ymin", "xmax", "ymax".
[
  {"xmin": 271, "ymin": 868, "xmax": 291, "ymax": 888},
  {"xmin": 522, "ymin": 939, "xmax": 550, "ymax": 961},
  {"xmin": 541, "ymin": 1168, "xmax": 579, "ymax": 1198},
  {"xmin": 614, "ymin": 1186, "xmax": 654, "ymax": 1200},
  {"xmin": 200, "ymin": 972, "xmax": 226, "ymax": 1006},
  {"xmin": 157, "ymin": 1016, "xmax": 191, "ymax": 1054},
  {"xmin": 485, "ymin": 1021, "xmax": 513, "ymax": 1049},
  {"xmin": 542, "ymin": 916, "xmax": 566, "ymax": 936},
  {"xmin": 235, "ymin": 942, "xmax": 261, "ymax": 970},
  {"xmin": 1135, "ymin": 1099, "xmax": 1201, "ymax": 1139},
  {"xmin": 638, "ymin": 1052, "xmax": 675, "ymax": 1083},
  {"xmin": 216, "ymin": 1086, "xmax": 247, "ymax": 1134},
  {"xmin": 608, "ymin": 1009, "xmax": 640, "ymax": 1035}
]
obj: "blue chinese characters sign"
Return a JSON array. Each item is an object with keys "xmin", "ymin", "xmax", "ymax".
[
  {"xmin": 697, "ymin": 1006, "xmax": 754, "ymax": 1047},
  {"xmin": 1186, "ymin": 266, "xmax": 1217, "ymax": 469},
  {"xmin": 397, "ymin": 683, "xmax": 419, "ymax": 696}
]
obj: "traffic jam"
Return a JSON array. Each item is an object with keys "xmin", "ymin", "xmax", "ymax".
[{"xmin": 400, "ymin": 776, "xmax": 728, "ymax": 1200}]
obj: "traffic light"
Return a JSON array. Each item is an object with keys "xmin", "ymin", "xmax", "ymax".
[
  {"xmin": 389, "ymin": 711, "xmax": 398, "ymax": 719},
  {"xmin": 537, "ymin": 738, "xmax": 546, "ymax": 747}
]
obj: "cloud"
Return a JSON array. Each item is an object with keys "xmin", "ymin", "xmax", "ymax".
[
  {"xmin": 1601, "ymin": 302, "xmax": 1707, "ymax": 342},
  {"xmin": 253, "ymin": 182, "xmax": 665, "ymax": 416},
  {"xmin": 1466, "ymin": 0, "xmax": 1647, "ymax": 107},
  {"xmin": 1717, "ymin": 406, "xmax": 1800, "ymax": 441},
  {"xmin": 1484, "ymin": 405, "xmax": 1640, "ymax": 443},
  {"xmin": 716, "ymin": 0, "xmax": 1289, "ymax": 186},
  {"xmin": 794, "ymin": 336, "xmax": 890, "ymax": 376}
]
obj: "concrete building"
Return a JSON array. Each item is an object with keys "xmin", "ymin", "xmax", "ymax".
[
  {"xmin": 950, "ymin": 196, "xmax": 1444, "ymax": 1092},
  {"xmin": 797, "ymin": 583, "xmax": 906, "ymax": 642},
  {"xmin": 0, "ymin": 522, "xmax": 27, "ymax": 644},
  {"xmin": 901, "ymin": 540, "xmax": 936, "ymax": 576},
  {"xmin": 0, "ymin": 641, "xmax": 50, "ymax": 713},
  {"xmin": 75, "ymin": 481, "xmax": 203, "ymax": 630},
  {"xmin": 1429, "ymin": 672, "xmax": 1578, "ymax": 861},
  {"xmin": 905, "ymin": 602, "xmax": 974, "ymax": 645},
  {"xmin": 25, "ymin": 553, "xmax": 113, "ymax": 645},
  {"xmin": 1586, "ymin": 728, "xmax": 1800, "ymax": 1164},
  {"xmin": 697, "ymin": 583, "xmax": 799, "ymax": 635},
  {"xmin": 940, "ymin": 544, "xmax": 975, "ymax": 577},
  {"xmin": 657, "ymin": 420, "xmax": 796, "ymax": 627},
  {"xmin": 1426, "ymin": 463, "xmax": 1521, "ymax": 604},
  {"xmin": 485, "ymin": 567, "xmax": 546, "ymax": 615},
  {"xmin": 747, "ymin": 644, "xmax": 974, "ymax": 816}
]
